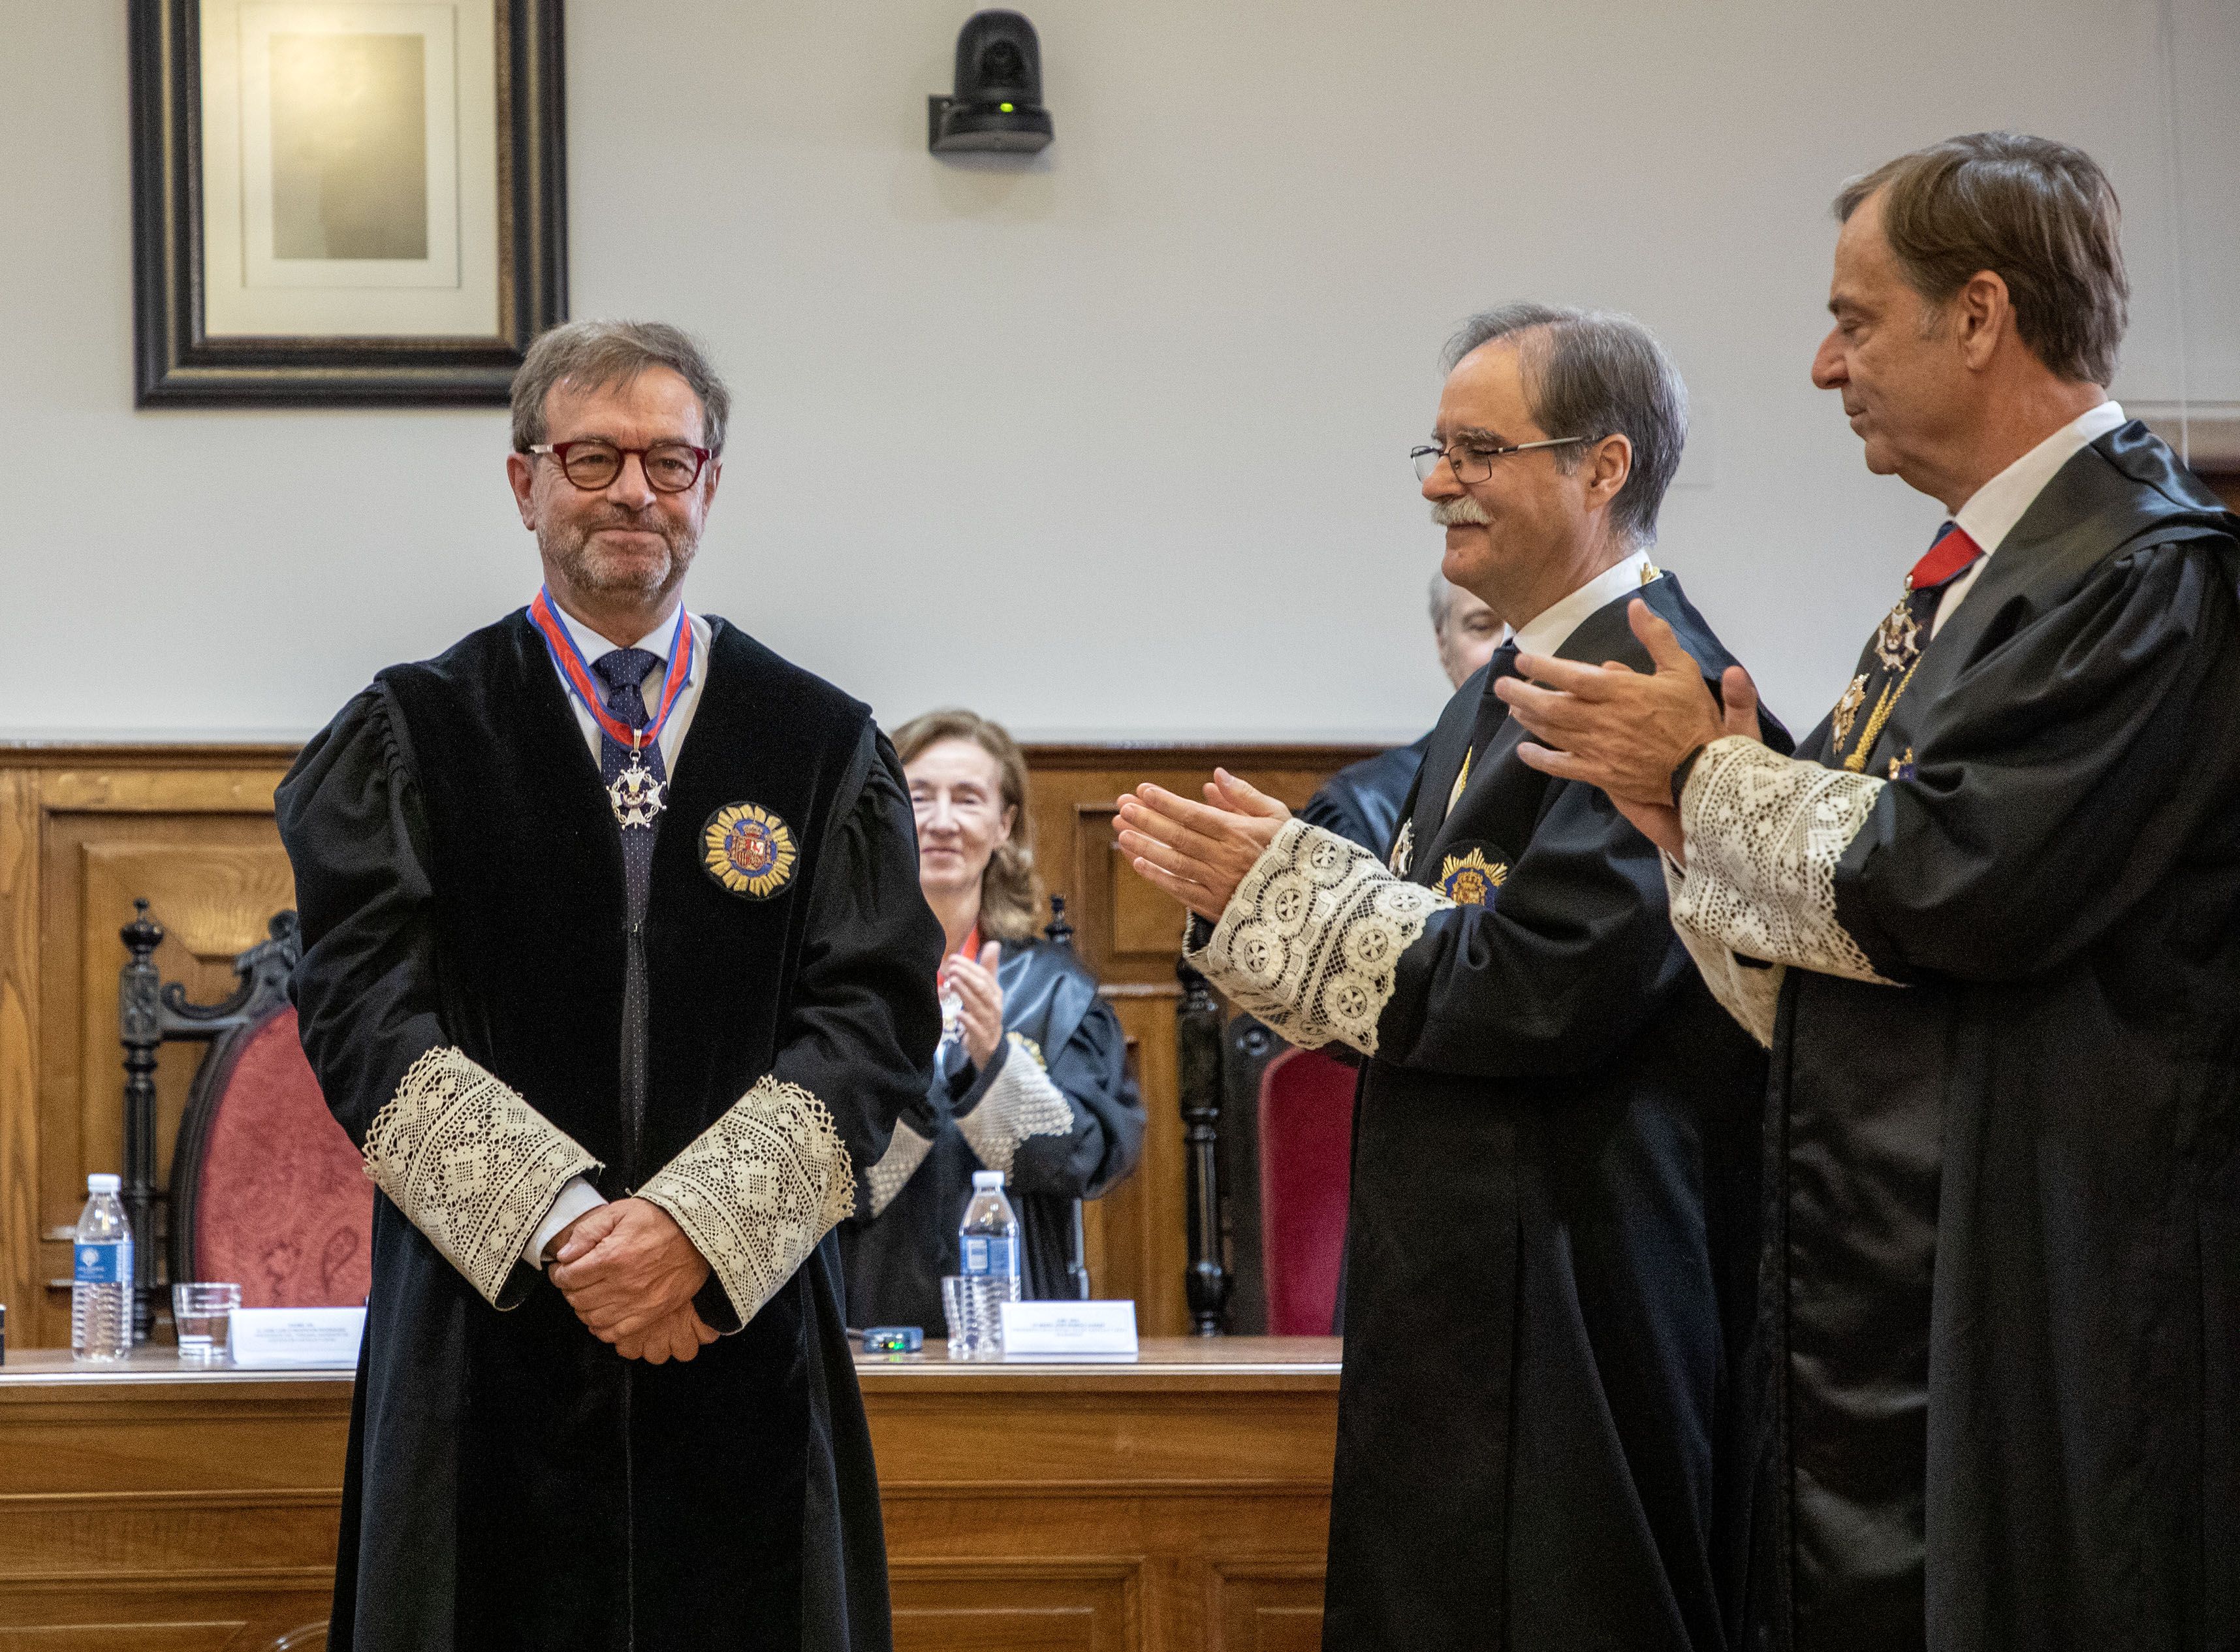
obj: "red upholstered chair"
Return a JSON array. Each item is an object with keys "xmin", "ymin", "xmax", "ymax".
[
  {"xmin": 170, "ymin": 1001, "xmax": 373, "ymax": 1309},
  {"xmin": 1217, "ymin": 1013, "xmax": 1357, "ymax": 1336},
  {"xmin": 1253, "ymin": 1045, "xmax": 1357, "ymax": 1335},
  {"xmin": 119, "ymin": 905, "xmax": 371, "ymax": 1322}
]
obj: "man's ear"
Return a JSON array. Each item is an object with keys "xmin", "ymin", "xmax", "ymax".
[
  {"xmin": 1953, "ymin": 270, "xmax": 2011, "ymax": 371},
  {"xmin": 506, "ymin": 451, "xmax": 539, "ymax": 530},
  {"xmin": 1585, "ymin": 432, "xmax": 1633, "ymax": 513}
]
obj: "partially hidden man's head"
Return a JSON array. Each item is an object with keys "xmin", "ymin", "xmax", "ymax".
[
  {"xmin": 1423, "ymin": 305, "xmax": 1687, "ymax": 626},
  {"xmin": 1813, "ymin": 133, "xmax": 2128, "ymax": 487},
  {"xmin": 507, "ymin": 321, "xmax": 733, "ymax": 616},
  {"xmin": 1427, "ymin": 573, "xmax": 1501, "ymax": 690}
]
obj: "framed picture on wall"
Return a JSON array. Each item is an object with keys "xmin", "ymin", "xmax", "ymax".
[{"xmin": 129, "ymin": 0, "xmax": 566, "ymax": 406}]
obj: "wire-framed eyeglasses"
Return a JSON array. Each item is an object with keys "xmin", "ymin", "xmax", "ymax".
[
  {"xmin": 527, "ymin": 439, "xmax": 712, "ymax": 494},
  {"xmin": 1412, "ymin": 436, "xmax": 1585, "ymax": 484}
]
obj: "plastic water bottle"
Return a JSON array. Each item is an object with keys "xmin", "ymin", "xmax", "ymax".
[
  {"xmin": 72, "ymin": 1173, "xmax": 133, "ymax": 1361},
  {"xmin": 955, "ymin": 1169, "xmax": 1022, "ymax": 1358}
]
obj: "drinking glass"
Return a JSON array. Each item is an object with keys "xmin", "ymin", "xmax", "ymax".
[{"xmin": 171, "ymin": 1282, "xmax": 241, "ymax": 1364}]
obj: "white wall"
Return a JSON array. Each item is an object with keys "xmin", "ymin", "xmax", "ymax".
[{"xmin": 1, "ymin": 0, "xmax": 2233, "ymax": 742}]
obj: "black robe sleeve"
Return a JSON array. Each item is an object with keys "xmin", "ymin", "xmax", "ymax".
[
  {"xmin": 642, "ymin": 725, "xmax": 945, "ymax": 1331},
  {"xmin": 1669, "ymin": 537, "xmax": 2240, "ymax": 993},
  {"xmin": 1838, "ymin": 537, "xmax": 2240, "ymax": 980},
  {"xmin": 279, "ymin": 686, "xmax": 598, "ymax": 1309},
  {"xmin": 1184, "ymin": 791, "xmax": 1681, "ymax": 1081},
  {"xmin": 280, "ymin": 686, "xmax": 446, "ymax": 1147},
  {"xmin": 953, "ymin": 987, "xmax": 1144, "ymax": 1199}
]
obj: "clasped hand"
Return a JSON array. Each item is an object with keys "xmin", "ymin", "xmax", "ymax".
[
  {"xmin": 1115, "ymin": 769, "xmax": 1292, "ymax": 923},
  {"xmin": 547, "ymin": 1197, "xmax": 716, "ymax": 1365}
]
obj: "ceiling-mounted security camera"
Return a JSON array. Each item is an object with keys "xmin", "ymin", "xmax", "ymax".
[{"xmin": 928, "ymin": 10, "xmax": 1053, "ymax": 155}]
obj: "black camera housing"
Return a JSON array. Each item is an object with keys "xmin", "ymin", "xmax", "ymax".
[{"xmin": 928, "ymin": 10, "xmax": 1054, "ymax": 155}]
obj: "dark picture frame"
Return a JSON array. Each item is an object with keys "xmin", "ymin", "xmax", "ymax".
[{"xmin": 128, "ymin": 0, "xmax": 567, "ymax": 407}]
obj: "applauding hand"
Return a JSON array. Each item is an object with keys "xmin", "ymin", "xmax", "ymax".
[
  {"xmin": 1115, "ymin": 769, "xmax": 1291, "ymax": 923},
  {"xmin": 1492, "ymin": 600, "xmax": 1762, "ymax": 861},
  {"xmin": 945, "ymin": 940, "xmax": 1006, "ymax": 1068}
]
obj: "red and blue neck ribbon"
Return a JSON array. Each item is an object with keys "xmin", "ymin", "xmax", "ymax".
[{"xmin": 527, "ymin": 588, "xmax": 695, "ymax": 753}]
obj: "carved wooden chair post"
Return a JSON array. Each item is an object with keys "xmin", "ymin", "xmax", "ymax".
[
  {"xmin": 115, "ymin": 901, "xmax": 303, "ymax": 1341},
  {"xmin": 1043, "ymin": 894, "xmax": 1096, "ymax": 1302},
  {"xmin": 1176, "ymin": 957, "xmax": 1231, "ymax": 1334}
]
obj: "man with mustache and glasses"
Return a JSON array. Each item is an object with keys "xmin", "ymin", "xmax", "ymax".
[
  {"xmin": 1116, "ymin": 305, "xmax": 1779, "ymax": 1650},
  {"xmin": 278, "ymin": 320, "xmax": 943, "ymax": 1652},
  {"xmin": 1495, "ymin": 134, "xmax": 2240, "ymax": 1652}
]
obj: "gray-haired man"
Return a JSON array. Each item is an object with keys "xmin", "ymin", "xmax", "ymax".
[
  {"xmin": 1118, "ymin": 305, "xmax": 1777, "ymax": 1649},
  {"xmin": 280, "ymin": 320, "xmax": 943, "ymax": 1651}
]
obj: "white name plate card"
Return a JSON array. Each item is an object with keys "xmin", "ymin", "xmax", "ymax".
[
  {"xmin": 228, "ymin": 1307, "xmax": 366, "ymax": 1368},
  {"xmin": 999, "ymin": 1299, "xmax": 1139, "ymax": 1358}
]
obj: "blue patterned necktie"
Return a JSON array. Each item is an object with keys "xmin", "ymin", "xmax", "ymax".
[{"xmin": 590, "ymin": 646, "xmax": 666, "ymax": 1159}]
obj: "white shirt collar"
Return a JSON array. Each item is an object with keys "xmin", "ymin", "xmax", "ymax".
[
  {"xmin": 1510, "ymin": 548, "xmax": 1660, "ymax": 658},
  {"xmin": 1950, "ymin": 400, "xmax": 2126, "ymax": 556},
  {"xmin": 550, "ymin": 597, "xmax": 691, "ymax": 673}
]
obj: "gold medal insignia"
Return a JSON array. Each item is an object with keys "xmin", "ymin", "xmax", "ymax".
[
  {"xmin": 1389, "ymin": 819, "xmax": 1415, "ymax": 878},
  {"xmin": 701, "ymin": 802, "xmax": 799, "ymax": 900},
  {"xmin": 1437, "ymin": 846, "xmax": 1508, "ymax": 906},
  {"xmin": 1829, "ymin": 673, "xmax": 1868, "ymax": 749},
  {"xmin": 1872, "ymin": 599, "xmax": 1921, "ymax": 673}
]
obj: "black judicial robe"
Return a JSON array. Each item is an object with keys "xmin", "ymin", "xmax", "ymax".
[
  {"xmin": 839, "ymin": 939, "xmax": 1143, "ymax": 1330},
  {"xmin": 1323, "ymin": 576, "xmax": 1773, "ymax": 1650},
  {"xmin": 1302, "ymin": 735, "xmax": 1431, "ymax": 859},
  {"xmin": 277, "ymin": 612, "xmax": 943, "ymax": 1652},
  {"xmin": 1736, "ymin": 425, "xmax": 2240, "ymax": 1652}
]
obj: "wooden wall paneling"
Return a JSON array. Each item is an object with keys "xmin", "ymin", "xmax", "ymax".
[
  {"xmin": 1209, "ymin": 1564, "xmax": 1327, "ymax": 1652},
  {"xmin": 0, "ymin": 770, "xmax": 40, "ymax": 1354},
  {"xmin": 12, "ymin": 757, "xmax": 293, "ymax": 1346},
  {"xmin": 1081, "ymin": 989, "xmax": 1182, "ymax": 1333},
  {"xmin": 889, "ymin": 1561, "xmax": 1139, "ymax": 1652}
]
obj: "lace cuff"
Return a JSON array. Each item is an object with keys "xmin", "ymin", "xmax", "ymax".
[
  {"xmin": 864, "ymin": 1119, "xmax": 934, "ymax": 1216},
  {"xmin": 1674, "ymin": 736, "xmax": 1899, "ymax": 985},
  {"xmin": 1662, "ymin": 854, "xmax": 1784, "ymax": 1047},
  {"xmin": 639, "ymin": 1076, "xmax": 857, "ymax": 1327},
  {"xmin": 957, "ymin": 1035, "xmax": 1075, "ymax": 1179},
  {"xmin": 363, "ymin": 1047, "xmax": 599, "ymax": 1307},
  {"xmin": 1186, "ymin": 818, "xmax": 1453, "ymax": 1056}
]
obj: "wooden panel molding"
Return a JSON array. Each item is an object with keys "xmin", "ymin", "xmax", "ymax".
[
  {"xmin": 0, "ymin": 1344, "xmax": 1337, "ymax": 1650},
  {"xmin": 0, "ymin": 742, "xmax": 1380, "ymax": 1346}
]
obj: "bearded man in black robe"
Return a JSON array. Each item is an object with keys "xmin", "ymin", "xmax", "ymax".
[
  {"xmin": 1118, "ymin": 305, "xmax": 1775, "ymax": 1650},
  {"xmin": 279, "ymin": 319, "xmax": 943, "ymax": 1652},
  {"xmin": 1498, "ymin": 134, "xmax": 2240, "ymax": 1652}
]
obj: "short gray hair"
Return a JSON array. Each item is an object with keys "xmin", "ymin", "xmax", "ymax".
[
  {"xmin": 510, "ymin": 320, "xmax": 733, "ymax": 455},
  {"xmin": 1442, "ymin": 304, "xmax": 1688, "ymax": 548}
]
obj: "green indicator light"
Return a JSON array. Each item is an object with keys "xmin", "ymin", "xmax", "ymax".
[{"xmin": 1000, "ymin": 102, "xmax": 1015, "ymax": 113}]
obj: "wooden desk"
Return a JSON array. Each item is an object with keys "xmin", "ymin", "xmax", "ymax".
[{"xmin": 0, "ymin": 1339, "xmax": 1340, "ymax": 1651}]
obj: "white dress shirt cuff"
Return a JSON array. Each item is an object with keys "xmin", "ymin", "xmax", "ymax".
[{"xmin": 525, "ymin": 1176, "xmax": 608, "ymax": 1269}]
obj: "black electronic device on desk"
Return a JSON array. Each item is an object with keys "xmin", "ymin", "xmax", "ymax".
[{"xmin": 859, "ymin": 1326, "xmax": 923, "ymax": 1354}]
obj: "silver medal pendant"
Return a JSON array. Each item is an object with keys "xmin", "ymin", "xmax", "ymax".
[{"xmin": 608, "ymin": 735, "xmax": 667, "ymax": 829}]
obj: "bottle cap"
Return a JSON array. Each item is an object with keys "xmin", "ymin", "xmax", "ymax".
[
  {"xmin": 971, "ymin": 1169, "xmax": 1004, "ymax": 1190},
  {"xmin": 87, "ymin": 1173, "xmax": 121, "ymax": 1194}
]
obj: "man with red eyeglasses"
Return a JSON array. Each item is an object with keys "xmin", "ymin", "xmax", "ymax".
[{"xmin": 279, "ymin": 319, "xmax": 942, "ymax": 1652}]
